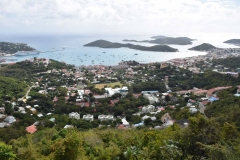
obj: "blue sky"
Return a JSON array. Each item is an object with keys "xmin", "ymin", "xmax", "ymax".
[{"xmin": 0, "ymin": 0, "xmax": 240, "ymax": 35}]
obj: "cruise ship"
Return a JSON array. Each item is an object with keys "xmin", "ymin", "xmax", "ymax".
[{"xmin": 15, "ymin": 50, "xmax": 40, "ymax": 56}]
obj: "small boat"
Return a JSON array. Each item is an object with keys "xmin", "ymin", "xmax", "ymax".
[{"xmin": 102, "ymin": 52, "xmax": 106, "ymax": 53}]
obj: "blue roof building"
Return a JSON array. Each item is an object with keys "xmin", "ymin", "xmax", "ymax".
[
  {"xmin": 209, "ymin": 97, "xmax": 219, "ymax": 102},
  {"xmin": 134, "ymin": 122, "xmax": 144, "ymax": 127}
]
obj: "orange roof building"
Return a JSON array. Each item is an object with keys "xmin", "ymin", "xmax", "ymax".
[{"xmin": 26, "ymin": 125, "xmax": 37, "ymax": 134}]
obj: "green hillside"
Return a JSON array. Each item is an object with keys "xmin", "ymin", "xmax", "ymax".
[
  {"xmin": 0, "ymin": 76, "xmax": 28, "ymax": 99},
  {"xmin": 223, "ymin": 39, "xmax": 240, "ymax": 45},
  {"xmin": 3, "ymin": 112, "xmax": 240, "ymax": 160},
  {"xmin": 124, "ymin": 36, "xmax": 194, "ymax": 45},
  {"xmin": 84, "ymin": 40, "xmax": 178, "ymax": 52},
  {"xmin": 189, "ymin": 43, "xmax": 216, "ymax": 51},
  {"xmin": 0, "ymin": 42, "xmax": 35, "ymax": 54}
]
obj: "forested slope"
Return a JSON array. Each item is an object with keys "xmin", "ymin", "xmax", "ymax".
[{"xmin": 1, "ymin": 114, "xmax": 239, "ymax": 160}]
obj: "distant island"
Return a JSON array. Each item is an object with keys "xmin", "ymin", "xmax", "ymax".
[
  {"xmin": 223, "ymin": 39, "xmax": 240, "ymax": 46},
  {"xmin": 84, "ymin": 40, "xmax": 178, "ymax": 52},
  {"xmin": 0, "ymin": 42, "xmax": 36, "ymax": 55},
  {"xmin": 123, "ymin": 36, "xmax": 194, "ymax": 45},
  {"xmin": 188, "ymin": 43, "xmax": 217, "ymax": 51}
]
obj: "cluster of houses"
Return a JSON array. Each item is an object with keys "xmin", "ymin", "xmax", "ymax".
[
  {"xmin": 1, "ymin": 54, "xmax": 240, "ymax": 134},
  {"xmin": 69, "ymin": 112, "xmax": 114, "ymax": 122},
  {"xmin": 0, "ymin": 115, "xmax": 16, "ymax": 128},
  {"xmin": 159, "ymin": 48, "xmax": 240, "ymax": 74}
]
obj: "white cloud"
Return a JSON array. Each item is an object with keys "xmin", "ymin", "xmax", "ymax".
[{"xmin": 0, "ymin": 0, "xmax": 239, "ymax": 35}]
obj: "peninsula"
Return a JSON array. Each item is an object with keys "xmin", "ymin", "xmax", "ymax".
[
  {"xmin": 0, "ymin": 42, "xmax": 36, "ymax": 55},
  {"xmin": 188, "ymin": 43, "xmax": 217, "ymax": 51},
  {"xmin": 223, "ymin": 39, "xmax": 240, "ymax": 46},
  {"xmin": 123, "ymin": 36, "xmax": 194, "ymax": 45},
  {"xmin": 84, "ymin": 40, "xmax": 178, "ymax": 52}
]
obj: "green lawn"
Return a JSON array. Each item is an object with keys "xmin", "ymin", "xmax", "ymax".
[{"xmin": 95, "ymin": 82, "xmax": 122, "ymax": 89}]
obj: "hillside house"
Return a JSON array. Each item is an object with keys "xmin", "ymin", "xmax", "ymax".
[
  {"xmin": 26, "ymin": 125, "xmax": 37, "ymax": 134},
  {"xmin": 0, "ymin": 107, "xmax": 5, "ymax": 114},
  {"xmin": 161, "ymin": 113, "xmax": 174, "ymax": 127},
  {"xmin": 142, "ymin": 105, "xmax": 155, "ymax": 113},
  {"xmin": 82, "ymin": 114, "xmax": 94, "ymax": 121},
  {"xmin": 69, "ymin": 112, "xmax": 80, "ymax": 119},
  {"xmin": 98, "ymin": 115, "xmax": 114, "ymax": 121},
  {"xmin": 143, "ymin": 94, "xmax": 159, "ymax": 104},
  {"xmin": 30, "ymin": 108, "xmax": 37, "ymax": 114},
  {"xmin": 4, "ymin": 116, "xmax": 16, "ymax": 124}
]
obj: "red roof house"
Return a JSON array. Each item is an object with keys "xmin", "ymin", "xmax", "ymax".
[{"xmin": 26, "ymin": 125, "xmax": 37, "ymax": 134}]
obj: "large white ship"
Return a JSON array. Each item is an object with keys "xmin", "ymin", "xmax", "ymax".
[{"xmin": 15, "ymin": 50, "xmax": 40, "ymax": 56}]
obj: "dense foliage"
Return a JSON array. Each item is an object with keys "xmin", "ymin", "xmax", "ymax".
[
  {"xmin": 0, "ymin": 76, "xmax": 27, "ymax": 100},
  {"xmin": 212, "ymin": 57, "xmax": 240, "ymax": 70},
  {"xmin": 132, "ymin": 81, "xmax": 166, "ymax": 93},
  {"xmin": 1, "ymin": 112, "xmax": 240, "ymax": 160},
  {"xmin": 205, "ymin": 88, "xmax": 240, "ymax": 126},
  {"xmin": 0, "ymin": 59, "xmax": 74, "ymax": 81},
  {"xmin": 169, "ymin": 71, "xmax": 240, "ymax": 90}
]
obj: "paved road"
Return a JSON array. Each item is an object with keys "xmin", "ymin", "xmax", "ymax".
[
  {"xmin": 25, "ymin": 85, "xmax": 33, "ymax": 98},
  {"xmin": 19, "ymin": 85, "xmax": 33, "ymax": 100},
  {"xmin": 199, "ymin": 102, "xmax": 208, "ymax": 118}
]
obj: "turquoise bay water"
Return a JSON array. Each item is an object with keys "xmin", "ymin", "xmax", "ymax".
[{"xmin": 0, "ymin": 33, "xmax": 239, "ymax": 66}]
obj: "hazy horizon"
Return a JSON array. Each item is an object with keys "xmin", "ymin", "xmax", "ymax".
[{"xmin": 0, "ymin": 0, "xmax": 240, "ymax": 36}]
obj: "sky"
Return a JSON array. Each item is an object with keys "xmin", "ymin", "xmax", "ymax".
[{"xmin": 0, "ymin": 0, "xmax": 240, "ymax": 36}]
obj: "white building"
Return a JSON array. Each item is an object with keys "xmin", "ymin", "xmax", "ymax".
[
  {"xmin": 69, "ymin": 112, "xmax": 80, "ymax": 119},
  {"xmin": 18, "ymin": 107, "xmax": 26, "ymax": 114},
  {"xmin": 105, "ymin": 86, "xmax": 128, "ymax": 97},
  {"xmin": 0, "ymin": 107, "xmax": 5, "ymax": 114},
  {"xmin": 0, "ymin": 114, "xmax": 5, "ymax": 120},
  {"xmin": 141, "ymin": 115, "xmax": 150, "ymax": 121},
  {"xmin": 0, "ymin": 122, "xmax": 7, "ymax": 128},
  {"xmin": 37, "ymin": 114, "xmax": 43, "ymax": 118},
  {"xmin": 143, "ymin": 94, "xmax": 159, "ymax": 104},
  {"xmin": 4, "ymin": 116, "xmax": 16, "ymax": 124},
  {"xmin": 77, "ymin": 90, "xmax": 84, "ymax": 99},
  {"xmin": 142, "ymin": 105, "xmax": 155, "ymax": 113},
  {"xmin": 141, "ymin": 115, "xmax": 157, "ymax": 121},
  {"xmin": 76, "ymin": 99, "xmax": 82, "ymax": 103},
  {"xmin": 82, "ymin": 114, "xmax": 94, "ymax": 121},
  {"xmin": 26, "ymin": 105, "xmax": 31, "ymax": 109},
  {"xmin": 64, "ymin": 125, "xmax": 74, "ymax": 129},
  {"xmin": 30, "ymin": 108, "xmax": 37, "ymax": 114},
  {"xmin": 38, "ymin": 90, "xmax": 48, "ymax": 94},
  {"xmin": 121, "ymin": 117, "xmax": 129, "ymax": 126},
  {"xmin": 132, "ymin": 112, "xmax": 141, "ymax": 116},
  {"xmin": 189, "ymin": 108, "xmax": 198, "ymax": 113},
  {"xmin": 98, "ymin": 115, "xmax": 114, "ymax": 121}
]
